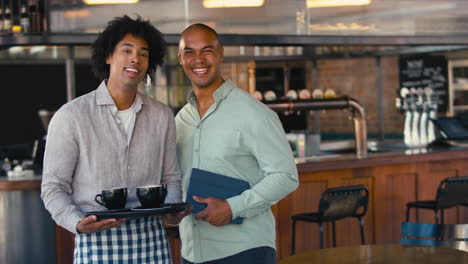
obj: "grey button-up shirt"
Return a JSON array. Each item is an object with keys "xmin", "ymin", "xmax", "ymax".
[{"xmin": 41, "ymin": 81, "xmax": 182, "ymax": 234}]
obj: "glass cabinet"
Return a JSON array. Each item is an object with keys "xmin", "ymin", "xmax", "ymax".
[{"xmin": 448, "ymin": 59, "xmax": 468, "ymax": 116}]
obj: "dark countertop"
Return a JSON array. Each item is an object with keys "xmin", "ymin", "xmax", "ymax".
[{"xmin": 296, "ymin": 143, "xmax": 468, "ymax": 173}]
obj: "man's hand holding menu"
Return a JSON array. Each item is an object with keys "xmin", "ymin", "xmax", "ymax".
[
  {"xmin": 186, "ymin": 168, "xmax": 250, "ymax": 225},
  {"xmin": 192, "ymin": 196, "xmax": 232, "ymax": 226}
]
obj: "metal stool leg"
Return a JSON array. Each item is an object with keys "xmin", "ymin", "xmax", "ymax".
[
  {"xmin": 406, "ymin": 205, "xmax": 411, "ymax": 221},
  {"xmin": 291, "ymin": 220, "xmax": 296, "ymax": 255},
  {"xmin": 332, "ymin": 221, "xmax": 337, "ymax": 248},
  {"xmin": 441, "ymin": 209, "xmax": 445, "ymax": 225},
  {"xmin": 319, "ymin": 222, "xmax": 324, "ymax": 249},
  {"xmin": 359, "ymin": 217, "xmax": 366, "ymax": 245},
  {"xmin": 435, "ymin": 210, "xmax": 440, "ymax": 224}
]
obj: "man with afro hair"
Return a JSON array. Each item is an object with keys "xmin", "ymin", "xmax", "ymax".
[{"xmin": 41, "ymin": 15, "xmax": 188, "ymax": 264}]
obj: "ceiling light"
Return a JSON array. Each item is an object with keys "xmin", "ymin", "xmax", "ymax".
[
  {"xmin": 307, "ymin": 0, "xmax": 371, "ymax": 8},
  {"xmin": 203, "ymin": 0, "xmax": 264, "ymax": 8},
  {"xmin": 309, "ymin": 23, "xmax": 375, "ymax": 31},
  {"xmin": 64, "ymin": 9, "xmax": 91, "ymax": 18},
  {"xmin": 84, "ymin": 0, "xmax": 139, "ymax": 5}
]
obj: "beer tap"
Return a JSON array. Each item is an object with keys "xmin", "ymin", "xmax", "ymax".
[
  {"xmin": 399, "ymin": 87, "xmax": 412, "ymax": 147},
  {"xmin": 410, "ymin": 87, "xmax": 421, "ymax": 147},
  {"xmin": 424, "ymin": 87, "xmax": 437, "ymax": 144},
  {"xmin": 418, "ymin": 88, "xmax": 428, "ymax": 146}
]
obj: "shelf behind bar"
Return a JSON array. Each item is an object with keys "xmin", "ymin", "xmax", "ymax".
[{"xmin": 4, "ymin": 33, "xmax": 468, "ymax": 48}]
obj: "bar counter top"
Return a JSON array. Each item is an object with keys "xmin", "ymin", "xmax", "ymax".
[
  {"xmin": 0, "ymin": 175, "xmax": 42, "ymax": 191},
  {"xmin": 1, "ymin": 141, "xmax": 467, "ymax": 191},
  {"xmin": 295, "ymin": 144, "xmax": 468, "ymax": 173}
]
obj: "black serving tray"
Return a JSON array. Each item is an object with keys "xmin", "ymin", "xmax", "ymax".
[{"xmin": 85, "ymin": 203, "xmax": 191, "ymax": 220}]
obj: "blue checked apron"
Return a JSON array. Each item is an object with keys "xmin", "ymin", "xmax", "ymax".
[{"xmin": 74, "ymin": 217, "xmax": 172, "ymax": 264}]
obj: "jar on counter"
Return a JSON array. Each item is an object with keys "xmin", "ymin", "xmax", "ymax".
[{"xmin": 1, "ymin": 158, "xmax": 11, "ymax": 176}]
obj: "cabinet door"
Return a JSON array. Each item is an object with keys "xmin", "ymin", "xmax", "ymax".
[{"xmin": 448, "ymin": 60, "xmax": 468, "ymax": 116}]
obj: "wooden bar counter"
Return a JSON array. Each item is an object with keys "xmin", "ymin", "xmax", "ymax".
[
  {"xmin": 4, "ymin": 145, "xmax": 467, "ymax": 263},
  {"xmin": 274, "ymin": 145, "xmax": 468, "ymax": 259}
]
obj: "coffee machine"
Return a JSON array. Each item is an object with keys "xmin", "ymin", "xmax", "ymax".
[{"xmin": 32, "ymin": 109, "xmax": 55, "ymax": 172}]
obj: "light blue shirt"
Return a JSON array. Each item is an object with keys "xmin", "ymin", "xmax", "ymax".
[{"xmin": 175, "ymin": 80, "xmax": 299, "ymax": 262}]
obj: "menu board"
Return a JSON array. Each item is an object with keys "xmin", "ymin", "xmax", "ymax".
[{"xmin": 399, "ymin": 55, "xmax": 448, "ymax": 113}]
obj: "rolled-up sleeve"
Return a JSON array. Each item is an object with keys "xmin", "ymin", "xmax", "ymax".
[
  {"xmin": 227, "ymin": 110, "xmax": 299, "ymax": 219},
  {"xmin": 41, "ymin": 108, "xmax": 83, "ymax": 234}
]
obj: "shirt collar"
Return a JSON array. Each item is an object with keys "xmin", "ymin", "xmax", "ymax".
[
  {"xmin": 187, "ymin": 80, "xmax": 235, "ymax": 107},
  {"xmin": 95, "ymin": 80, "xmax": 144, "ymax": 114}
]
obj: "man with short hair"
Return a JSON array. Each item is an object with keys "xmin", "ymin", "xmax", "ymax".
[
  {"xmin": 175, "ymin": 23, "xmax": 299, "ymax": 264},
  {"xmin": 41, "ymin": 15, "xmax": 186, "ymax": 263}
]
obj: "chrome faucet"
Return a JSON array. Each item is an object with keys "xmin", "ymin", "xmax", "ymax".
[{"xmin": 264, "ymin": 97, "xmax": 368, "ymax": 157}]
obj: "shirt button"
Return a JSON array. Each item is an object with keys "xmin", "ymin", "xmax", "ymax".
[{"xmin": 194, "ymin": 149, "xmax": 198, "ymax": 152}]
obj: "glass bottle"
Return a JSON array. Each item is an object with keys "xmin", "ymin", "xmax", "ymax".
[
  {"xmin": 2, "ymin": 158, "xmax": 11, "ymax": 174},
  {"xmin": 4, "ymin": 5, "xmax": 11, "ymax": 33},
  {"xmin": 0, "ymin": 7, "xmax": 4, "ymax": 34},
  {"xmin": 28, "ymin": 0, "xmax": 40, "ymax": 32},
  {"xmin": 20, "ymin": 4, "xmax": 29, "ymax": 33}
]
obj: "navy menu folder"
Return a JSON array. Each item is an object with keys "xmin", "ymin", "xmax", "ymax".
[{"xmin": 186, "ymin": 168, "xmax": 250, "ymax": 224}]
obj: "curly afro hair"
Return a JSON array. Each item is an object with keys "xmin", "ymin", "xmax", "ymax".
[{"xmin": 90, "ymin": 15, "xmax": 166, "ymax": 81}]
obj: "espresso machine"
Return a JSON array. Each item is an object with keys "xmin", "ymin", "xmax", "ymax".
[{"xmin": 32, "ymin": 109, "xmax": 55, "ymax": 172}]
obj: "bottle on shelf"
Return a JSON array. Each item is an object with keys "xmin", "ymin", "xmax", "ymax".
[
  {"xmin": 4, "ymin": 4, "xmax": 11, "ymax": 33},
  {"xmin": 20, "ymin": 3, "xmax": 29, "ymax": 33},
  {"xmin": 0, "ymin": 5, "xmax": 4, "ymax": 34},
  {"xmin": 2, "ymin": 158, "xmax": 11, "ymax": 175},
  {"xmin": 28, "ymin": 0, "xmax": 40, "ymax": 33}
]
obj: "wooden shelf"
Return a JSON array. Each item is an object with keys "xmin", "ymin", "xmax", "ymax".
[
  {"xmin": 3, "ymin": 33, "xmax": 468, "ymax": 48},
  {"xmin": 0, "ymin": 33, "xmax": 179, "ymax": 47},
  {"xmin": 453, "ymin": 84, "xmax": 468, "ymax": 91},
  {"xmin": 454, "ymin": 105, "xmax": 468, "ymax": 111}
]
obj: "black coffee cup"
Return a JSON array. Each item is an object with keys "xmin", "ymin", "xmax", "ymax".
[
  {"xmin": 95, "ymin": 187, "xmax": 127, "ymax": 210},
  {"xmin": 136, "ymin": 184, "xmax": 167, "ymax": 208}
]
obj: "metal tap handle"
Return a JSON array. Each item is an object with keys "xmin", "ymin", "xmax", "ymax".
[{"xmin": 404, "ymin": 110, "xmax": 413, "ymax": 147}]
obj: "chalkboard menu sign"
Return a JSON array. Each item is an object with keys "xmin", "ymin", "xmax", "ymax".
[{"xmin": 399, "ymin": 55, "xmax": 448, "ymax": 113}]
